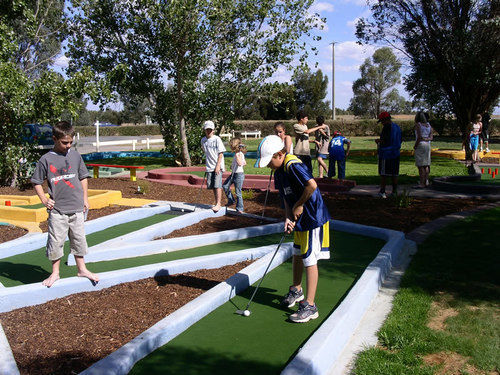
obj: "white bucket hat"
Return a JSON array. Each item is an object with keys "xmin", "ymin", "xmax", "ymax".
[
  {"xmin": 254, "ymin": 135, "xmax": 285, "ymax": 168},
  {"xmin": 203, "ymin": 120, "xmax": 215, "ymax": 130}
]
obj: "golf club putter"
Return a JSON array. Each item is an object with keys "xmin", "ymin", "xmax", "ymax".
[
  {"xmin": 261, "ymin": 170, "xmax": 273, "ymax": 220},
  {"xmin": 236, "ymin": 233, "xmax": 286, "ymax": 317}
]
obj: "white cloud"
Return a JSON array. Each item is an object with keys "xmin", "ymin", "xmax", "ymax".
[
  {"xmin": 310, "ymin": 1, "xmax": 335, "ymax": 13},
  {"xmin": 53, "ymin": 55, "xmax": 69, "ymax": 68},
  {"xmin": 333, "ymin": 41, "xmax": 376, "ymax": 63},
  {"xmin": 342, "ymin": 0, "xmax": 370, "ymax": 6}
]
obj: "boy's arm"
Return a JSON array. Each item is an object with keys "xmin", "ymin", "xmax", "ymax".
[
  {"xmin": 283, "ymin": 200, "xmax": 295, "ymax": 233},
  {"xmin": 303, "ymin": 124, "xmax": 327, "ymax": 134},
  {"xmin": 345, "ymin": 140, "xmax": 351, "ymax": 158},
  {"xmin": 34, "ymin": 184, "xmax": 54, "ymax": 209},
  {"xmin": 214, "ymin": 152, "xmax": 223, "ymax": 174},
  {"xmin": 292, "ymin": 178, "xmax": 317, "ymax": 221},
  {"xmin": 81, "ymin": 178, "xmax": 89, "ymax": 211}
]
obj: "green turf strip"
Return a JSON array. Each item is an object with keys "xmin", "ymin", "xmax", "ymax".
[
  {"xmin": 130, "ymin": 231, "xmax": 385, "ymax": 375},
  {"xmin": 0, "ymin": 213, "xmax": 176, "ymax": 286},
  {"xmin": 13, "ymin": 203, "xmax": 45, "ymax": 209}
]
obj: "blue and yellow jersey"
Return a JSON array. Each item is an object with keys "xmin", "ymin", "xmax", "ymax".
[{"xmin": 274, "ymin": 154, "xmax": 331, "ymax": 232}]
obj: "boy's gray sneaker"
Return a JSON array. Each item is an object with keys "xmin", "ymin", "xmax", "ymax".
[
  {"xmin": 281, "ymin": 286, "xmax": 304, "ymax": 308},
  {"xmin": 289, "ymin": 301, "xmax": 319, "ymax": 323}
]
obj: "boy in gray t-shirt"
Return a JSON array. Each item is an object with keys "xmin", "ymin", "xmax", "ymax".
[{"xmin": 31, "ymin": 121, "xmax": 99, "ymax": 287}]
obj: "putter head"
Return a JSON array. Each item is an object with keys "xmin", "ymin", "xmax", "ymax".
[{"xmin": 236, "ymin": 309, "xmax": 251, "ymax": 317}]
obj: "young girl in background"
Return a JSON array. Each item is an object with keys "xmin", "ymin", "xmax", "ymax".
[{"xmin": 223, "ymin": 138, "xmax": 247, "ymax": 213}]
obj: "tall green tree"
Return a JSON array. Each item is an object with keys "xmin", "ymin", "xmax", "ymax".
[
  {"xmin": 67, "ymin": 0, "xmax": 323, "ymax": 165},
  {"xmin": 356, "ymin": 0, "xmax": 500, "ymax": 133},
  {"xmin": 292, "ymin": 67, "xmax": 331, "ymax": 118},
  {"xmin": 348, "ymin": 47, "xmax": 402, "ymax": 118},
  {"xmin": 0, "ymin": 0, "xmax": 98, "ymax": 187}
]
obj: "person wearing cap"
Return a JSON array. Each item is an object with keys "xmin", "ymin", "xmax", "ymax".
[
  {"xmin": 375, "ymin": 111, "xmax": 402, "ymax": 198},
  {"xmin": 328, "ymin": 130, "xmax": 351, "ymax": 180},
  {"xmin": 293, "ymin": 110, "xmax": 329, "ymax": 173},
  {"xmin": 201, "ymin": 120, "xmax": 226, "ymax": 212},
  {"xmin": 255, "ymin": 135, "xmax": 331, "ymax": 323}
]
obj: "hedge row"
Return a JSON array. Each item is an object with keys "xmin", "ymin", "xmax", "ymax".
[
  {"xmin": 234, "ymin": 119, "xmax": 498, "ymax": 137},
  {"xmin": 75, "ymin": 119, "xmax": 498, "ymax": 138}
]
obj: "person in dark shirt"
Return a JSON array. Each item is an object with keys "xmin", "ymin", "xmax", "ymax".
[
  {"xmin": 375, "ymin": 112, "xmax": 402, "ymax": 198},
  {"xmin": 481, "ymin": 111, "xmax": 491, "ymax": 153}
]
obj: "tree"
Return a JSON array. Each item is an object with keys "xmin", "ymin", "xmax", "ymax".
[
  {"xmin": 0, "ymin": 0, "xmax": 97, "ymax": 187},
  {"xmin": 292, "ymin": 67, "xmax": 331, "ymax": 118},
  {"xmin": 356, "ymin": 0, "xmax": 500, "ymax": 134},
  {"xmin": 348, "ymin": 47, "xmax": 402, "ymax": 118},
  {"xmin": 67, "ymin": 0, "xmax": 323, "ymax": 165}
]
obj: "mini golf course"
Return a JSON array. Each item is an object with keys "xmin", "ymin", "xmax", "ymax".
[
  {"xmin": 129, "ymin": 231, "xmax": 385, "ymax": 375},
  {"xmin": 0, "ymin": 202, "xmax": 409, "ymax": 375}
]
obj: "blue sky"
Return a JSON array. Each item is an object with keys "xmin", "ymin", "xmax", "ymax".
[{"xmin": 52, "ymin": 0, "xmax": 497, "ymax": 114}]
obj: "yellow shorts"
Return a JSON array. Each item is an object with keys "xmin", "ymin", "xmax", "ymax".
[{"xmin": 293, "ymin": 221, "xmax": 330, "ymax": 267}]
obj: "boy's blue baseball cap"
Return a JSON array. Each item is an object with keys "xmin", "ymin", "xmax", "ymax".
[{"xmin": 254, "ymin": 135, "xmax": 284, "ymax": 168}]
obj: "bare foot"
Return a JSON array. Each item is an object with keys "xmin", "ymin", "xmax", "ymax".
[
  {"xmin": 42, "ymin": 273, "xmax": 60, "ymax": 288},
  {"xmin": 212, "ymin": 204, "xmax": 221, "ymax": 212},
  {"xmin": 77, "ymin": 269, "xmax": 100, "ymax": 285}
]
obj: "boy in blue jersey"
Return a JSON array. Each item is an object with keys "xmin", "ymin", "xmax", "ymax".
[
  {"xmin": 255, "ymin": 135, "xmax": 331, "ymax": 323},
  {"xmin": 328, "ymin": 131, "xmax": 351, "ymax": 179}
]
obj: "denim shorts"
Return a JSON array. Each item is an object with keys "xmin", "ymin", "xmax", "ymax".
[{"xmin": 206, "ymin": 171, "xmax": 223, "ymax": 189}]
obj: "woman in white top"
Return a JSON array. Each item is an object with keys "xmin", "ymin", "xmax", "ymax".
[
  {"xmin": 413, "ymin": 111, "xmax": 433, "ymax": 188},
  {"xmin": 222, "ymin": 138, "xmax": 247, "ymax": 212}
]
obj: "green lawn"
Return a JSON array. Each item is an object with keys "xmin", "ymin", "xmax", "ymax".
[
  {"xmin": 82, "ymin": 136, "xmax": 470, "ymax": 184},
  {"xmin": 352, "ymin": 207, "xmax": 500, "ymax": 374}
]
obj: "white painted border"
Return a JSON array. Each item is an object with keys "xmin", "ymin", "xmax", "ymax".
[
  {"xmin": 0, "ymin": 323, "xmax": 19, "ymax": 375},
  {"xmin": 81, "ymin": 243, "xmax": 293, "ymax": 375},
  {"xmin": 71, "ymin": 222, "xmax": 283, "ymax": 265},
  {"xmin": 0, "ymin": 245, "xmax": 281, "ymax": 313},
  {"xmin": 281, "ymin": 220, "xmax": 405, "ymax": 375},
  {"xmin": 0, "ymin": 204, "xmax": 172, "ymax": 259}
]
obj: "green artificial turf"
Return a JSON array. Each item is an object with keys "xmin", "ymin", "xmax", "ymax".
[
  {"xmin": 0, "ymin": 212, "xmax": 176, "ymax": 286},
  {"xmin": 130, "ymin": 231, "xmax": 385, "ymax": 375},
  {"xmin": 352, "ymin": 207, "xmax": 500, "ymax": 374}
]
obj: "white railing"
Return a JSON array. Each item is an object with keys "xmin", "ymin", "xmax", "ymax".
[
  {"xmin": 92, "ymin": 140, "xmax": 138, "ymax": 151},
  {"xmin": 240, "ymin": 130, "xmax": 261, "ymax": 139},
  {"xmin": 140, "ymin": 138, "xmax": 165, "ymax": 149}
]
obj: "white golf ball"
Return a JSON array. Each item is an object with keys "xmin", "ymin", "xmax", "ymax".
[
  {"xmin": 181, "ymin": 209, "xmax": 184, "ymax": 212},
  {"xmin": 243, "ymin": 310, "xmax": 250, "ymax": 316}
]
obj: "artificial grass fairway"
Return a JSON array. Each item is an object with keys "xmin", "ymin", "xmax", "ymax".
[
  {"xmin": 0, "ymin": 213, "xmax": 176, "ymax": 286},
  {"xmin": 130, "ymin": 231, "xmax": 385, "ymax": 375},
  {"xmin": 352, "ymin": 207, "xmax": 500, "ymax": 374}
]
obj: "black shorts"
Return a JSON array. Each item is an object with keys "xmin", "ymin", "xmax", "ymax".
[{"xmin": 379, "ymin": 157, "xmax": 400, "ymax": 176}]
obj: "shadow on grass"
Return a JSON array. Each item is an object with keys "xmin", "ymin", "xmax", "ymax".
[
  {"xmin": 0, "ymin": 261, "xmax": 49, "ymax": 285},
  {"xmin": 402, "ymin": 207, "xmax": 500, "ymax": 304},
  {"xmin": 130, "ymin": 346, "xmax": 283, "ymax": 375}
]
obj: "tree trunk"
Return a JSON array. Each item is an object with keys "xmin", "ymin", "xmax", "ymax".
[{"xmin": 176, "ymin": 74, "xmax": 191, "ymax": 167}]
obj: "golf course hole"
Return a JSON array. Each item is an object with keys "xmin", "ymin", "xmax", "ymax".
[{"xmin": 0, "ymin": 261, "xmax": 253, "ymax": 375}]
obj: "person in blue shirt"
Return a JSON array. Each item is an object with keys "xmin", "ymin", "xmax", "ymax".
[
  {"xmin": 328, "ymin": 131, "xmax": 351, "ymax": 180},
  {"xmin": 375, "ymin": 111, "xmax": 402, "ymax": 198},
  {"xmin": 255, "ymin": 135, "xmax": 331, "ymax": 323}
]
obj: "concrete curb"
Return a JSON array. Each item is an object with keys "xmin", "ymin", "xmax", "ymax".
[
  {"xmin": 72, "ymin": 222, "xmax": 283, "ymax": 265},
  {"xmin": 0, "ymin": 204, "xmax": 172, "ymax": 259},
  {"xmin": 0, "ymin": 245, "xmax": 280, "ymax": 313},
  {"xmin": 83, "ymin": 207, "xmax": 227, "ymax": 252},
  {"xmin": 0, "ymin": 323, "xmax": 19, "ymax": 375},
  {"xmin": 282, "ymin": 221, "xmax": 405, "ymax": 375},
  {"xmin": 80, "ymin": 243, "xmax": 293, "ymax": 375}
]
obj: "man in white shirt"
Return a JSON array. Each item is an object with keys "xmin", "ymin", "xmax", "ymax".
[
  {"xmin": 201, "ymin": 120, "xmax": 226, "ymax": 212},
  {"xmin": 293, "ymin": 110, "xmax": 328, "ymax": 173}
]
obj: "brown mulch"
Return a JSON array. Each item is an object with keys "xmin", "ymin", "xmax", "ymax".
[
  {"xmin": 0, "ymin": 178, "xmax": 493, "ymax": 375},
  {"xmin": 157, "ymin": 214, "xmax": 272, "ymax": 239},
  {"xmin": 0, "ymin": 261, "xmax": 252, "ymax": 375}
]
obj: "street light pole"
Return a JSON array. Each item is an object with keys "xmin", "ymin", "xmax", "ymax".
[{"xmin": 330, "ymin": 41, "xmax": 336, "ymax": 120}]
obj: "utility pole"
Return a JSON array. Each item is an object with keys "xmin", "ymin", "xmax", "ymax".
[{"xmin": 330, "ymin": 41, "xmax": 336, "ymax": 120}]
